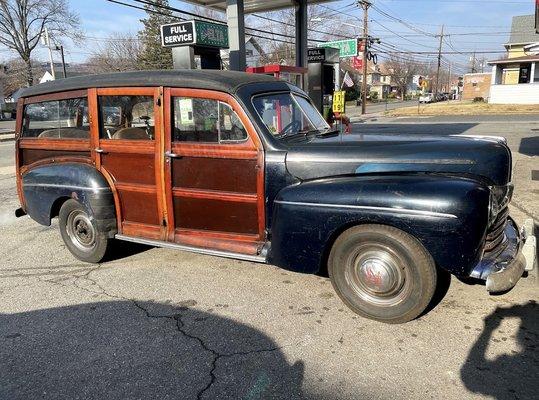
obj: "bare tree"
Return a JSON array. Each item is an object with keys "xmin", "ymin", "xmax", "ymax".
[
  {"xmin": 87, "ymin": 33, "xmax": 142, "ymax": 74},
  {"xmin": 384, "ymin": 55, "xmax": 421, "ymax": 99},
  {"xmin": 0, "ymin": 57, "xmax": 44, "ymax": 95},
  {"xmin": 0, "ymin": 0, "xmax": 80, "ymax": 86}
]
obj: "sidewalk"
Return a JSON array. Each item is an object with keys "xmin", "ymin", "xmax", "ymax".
[{"xmin": 0, "ymin": 132, "xmax": 15, "ymax": 142}]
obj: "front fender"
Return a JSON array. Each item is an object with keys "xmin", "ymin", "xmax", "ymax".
[
  {"xmin": 21, "ymin": 163, "xmax": 117, "ymax": 236},
  {"xmin": 268, "ymin": 174, "xmax": 490, "ymax": 276}
]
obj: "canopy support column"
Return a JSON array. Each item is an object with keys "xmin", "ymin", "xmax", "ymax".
[
  {"xmin": 295, "ymin": 0, "xmax": 308, "ymax": 87},
  {"xmin": 226, "ymin": 0, "xmax": 246, "ymax": 71}
]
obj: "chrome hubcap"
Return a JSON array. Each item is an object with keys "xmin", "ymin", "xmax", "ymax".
[
  {"xmin": 345, "ymin": 245, "xmax": 410, "ymax": 306},
  {"xmin": 66, "ymin": 210, "xmax": 96, "ymax": 252},
  {"xmin": 358, "ymin": 257, "xmax": 399, "ymax": 294}
]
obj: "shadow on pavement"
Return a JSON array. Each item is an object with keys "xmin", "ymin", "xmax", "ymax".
[
  {"xmin": 0, "ymin": 301, "xmax": 316, "ymax": 400},
  {"xmin": 460, "ymin": 301, "xmax": 539, "ymax": 400},
  {"xmin": 102, "ymin": 239, "xmax": 153, "ymax": 262},
  {"xmin": 351, "ymin": 123, "xmax": 478, "ymax": 136},
  {"xmin": 518, "ymin": 136, "xmax": 539, "ymax": 157}
]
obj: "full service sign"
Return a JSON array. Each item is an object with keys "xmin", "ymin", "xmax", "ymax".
[{"xmin": 161, "ymin": 20, "xmax": 229, "ymax": 48}]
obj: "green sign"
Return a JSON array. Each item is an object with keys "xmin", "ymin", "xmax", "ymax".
[
  {"xmin": 194, "ymin": 20, "xmax": 229, "ymax": 48},
  {"xmin": 319, "ymin": 39, "xmax": 358, "ymax": 58},
  {"xmin": 161, "ymin": 20, "xmax": 229, "ymax": 49}
]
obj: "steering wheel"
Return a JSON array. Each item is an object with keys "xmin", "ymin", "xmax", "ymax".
[{"xmin": 281, "ymin": 120, "xmax": 301, "ymax": 136}]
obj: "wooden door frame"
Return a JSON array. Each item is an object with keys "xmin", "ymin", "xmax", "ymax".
[
  {"xmin": 89, "ymin": 87, "xmax": 166, "ymax": 239},
  {"xmin": 163, "ymin": 88, "xmax": 266, "ymax": 253}
]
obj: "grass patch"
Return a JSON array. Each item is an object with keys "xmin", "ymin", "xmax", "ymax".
[{"xmin": 387, "ymin": 101, "xmax": 539, "ymax": 117}]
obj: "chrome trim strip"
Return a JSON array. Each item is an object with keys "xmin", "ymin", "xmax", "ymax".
[
  {"xmin": 115, "ymin": 234, "xmax": 267, "ymax": 263},
  {"xmin": 286, "ymin": 157, "xmax": 475, "ymax": 165},
  {"xmin": 23, "ymin": 183, "xmax": 110, "ymax": 192},
  {"xmin": 274, "ymin": 200, "xmax": 458, "ymax": 219}
]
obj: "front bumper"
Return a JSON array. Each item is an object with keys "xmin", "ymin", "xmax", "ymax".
[{"xmin": 470, "ymin": 218, "xmax": 537, "ymax": 293}]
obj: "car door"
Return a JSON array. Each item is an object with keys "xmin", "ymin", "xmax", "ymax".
[
  {"xmin": 163, "ymin": 88, "xmax": 265, "ymax": 255},
  {"xmin": 89, "ymin": 87, "xmax": 166, "ymax": 240}
]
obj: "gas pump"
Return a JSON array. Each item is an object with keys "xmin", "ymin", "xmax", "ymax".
[
  {"xmin": 246, "ymin": 65, "xmax": 307, "ymax": 90},
  {"xmin": 307, "ymin": 47, "xmax": 340, "ymax": 117}
]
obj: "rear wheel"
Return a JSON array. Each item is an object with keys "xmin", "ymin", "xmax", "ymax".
[
  {"xmin": 59, "ymin": 199, "xmax": 109, "ymax": 263},
  {"xmin": 328, "ymin": 224, "xmax": 437, "ymax": 324}
]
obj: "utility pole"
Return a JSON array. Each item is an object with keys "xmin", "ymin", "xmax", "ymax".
[
  {"xmin": 360, "ymin": 1, "xmax": 371, "ymax": 115},
  {"xmin": 447, "ymin": 62, "xmax": 452, "ymax": 97},
  {"xmin": 470, "ymin": 51, "xmax": 477, "ymax": 73},
  {"xmin": 56, "ymin": 45, "xmax": 67, "ymax": 78},
  {"xmin": 43, "ymin": 27, "xmax": 56, "ymax": 80},
  {"xmin": 434, "ymin": 25, "xmax": 444, "ymax": 97}
]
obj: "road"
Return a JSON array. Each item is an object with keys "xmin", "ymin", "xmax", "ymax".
[
  {"xmin": 0, "ymin": 142, "xmax": 14, "ymax": 168},
  {"xmin": 0, "ymin": 120, "xmax": 15, "ymax": 134},
  {"xmin": 0, "ymin": 115, "xmax": 537, "ymax": 400}
]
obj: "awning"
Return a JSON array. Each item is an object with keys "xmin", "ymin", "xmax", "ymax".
[
  {"xmin": 489, "ymin": 54, "xmax": 539, "ymax": 65},
  {"xmin": 183, "ymin": 0, "xmax": 334, "ymax": 13}
]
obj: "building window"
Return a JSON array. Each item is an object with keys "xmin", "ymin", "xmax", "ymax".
[{"xmin": 535, "ymin": 63, "xmax": 539, "ymax": 83}]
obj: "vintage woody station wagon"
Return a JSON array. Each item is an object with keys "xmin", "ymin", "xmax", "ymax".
[{"xmin": 14, "ymin": 70, "xmax": 536, "ymax": 323}]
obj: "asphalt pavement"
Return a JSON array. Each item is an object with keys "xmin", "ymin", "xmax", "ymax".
[{"xmin": 0, "ymin": 115, "xmax": 537, "ymax": 400}]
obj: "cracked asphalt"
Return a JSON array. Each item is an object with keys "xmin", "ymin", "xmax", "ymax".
[{"xmin": 1, "ymin": 116, "xmax": 538, "ymax": 400}]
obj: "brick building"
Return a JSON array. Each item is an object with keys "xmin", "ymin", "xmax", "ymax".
[{"xmin": 462, "ymin": 73, "xmax": 492, "ymax": 101}]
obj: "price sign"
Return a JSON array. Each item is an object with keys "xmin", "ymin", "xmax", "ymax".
[{"xmin": 333, "ymin": 91, "xmax": 346, "ymax": 114}]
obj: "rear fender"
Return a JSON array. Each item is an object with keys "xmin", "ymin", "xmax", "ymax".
[
  {"xmin": 268, "ymin": 174, "xmax": 490, "ymax": 276},
  {"xmin": 21, "ymin": 163, "xmax": 117, "ymax": 237}
]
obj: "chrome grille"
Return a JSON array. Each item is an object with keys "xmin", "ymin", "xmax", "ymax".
[{"xmin": 484, "ymin": 206, "xmax": 509, "ymax": 254}]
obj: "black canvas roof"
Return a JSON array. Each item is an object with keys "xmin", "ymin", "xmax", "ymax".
[{"xmin": 19, "ymin": 69, "xmax": 282, "ymax": 98}]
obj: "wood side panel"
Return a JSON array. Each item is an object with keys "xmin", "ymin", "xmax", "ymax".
[
  {"xmin": 99, "ymin": 166, "xmax": 124, "ymax": 234},
  {"xmin": 88, "ymin": 88, "xmax": 100, "ymax": 169},
  {"xmin": 163, "ymin": 87, "xmax": 176, "ymax": 241},
  {"xmin": 122, "ymin": 221, "xmax": 162, "ymax": 240},
  {"xmin": 172, "ymin": 187, "xmax": 257, "ymax": 203},
  {"xmin": 175, "ymin": 232, "xmax": 260, "ymax": 255},
  {"xmin": 20, "ymin": 157, "xmax": 93, "ymax": 175},
  {"xmin": 154, "ymin": 86, "xmax": 166, "ymax": 240},
  {"xmin": 171, "ymin": 143, "xmax": 258, "ymax": 160},
  {"xmin": 20, "ymin": 150, "xmax": 91, "ymax": 167},
  {"xmin": 18, "ymin": 138, "xmax": 91, "ymax": 151},
  {"xmin": 100, "ymin": 153, "xmax": 155, "ymax": 185},
  {"xmin": 100, "ymin": 141, "xmax": 156, "ymax": 154},
  {"xmin": 119, "ymin": 190, "xmax": 160, "ymax": 226},
  {"xmin": 173, "ymin": 196, "xmax": 259, "ymax": 235},
  {"xmin": 23, "ymin": 90, "xmax": 88, "ymax": 105},
  {"xmin": 171, "ymin": 158, "xmax": 258, "ymax": 194},
  {"xmin": 96, "ymin": 87, "xmax": 156, "ymax": 96}
]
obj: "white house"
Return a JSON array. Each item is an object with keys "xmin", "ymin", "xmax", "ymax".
[{"xmin": 488, "ymin": 15, "xmax": 539, "ymax": 104}]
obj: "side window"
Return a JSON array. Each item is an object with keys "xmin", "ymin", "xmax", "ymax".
[
  {"xmin": 172, "ymin": 97, "xmax": 247, "ymax": 143},
  {"xmin": 98, "ymin": 95, "xmax": 155, "ymax": 140},
  {"xmin": 22, "ymin": 97, "xmax": 89, "ymax": 139}
]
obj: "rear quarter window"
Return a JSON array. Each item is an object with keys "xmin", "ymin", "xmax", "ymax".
[{"xmin": 22, "ymin": 97, "xmax": 89, "ymax": 139}]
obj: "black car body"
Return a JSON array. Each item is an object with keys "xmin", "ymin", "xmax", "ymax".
[{"xmin": 14, "ymin": 70, "xmax": 536, "ymax": 323}]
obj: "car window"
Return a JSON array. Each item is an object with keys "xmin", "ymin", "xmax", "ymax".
[
  {"xmin": 22, "ymin": 97, "xmax": 89, "ymax": 139},
  {"xmin": 98, "ymin": 95, "xmax": 155, "ymax": 140},
  {"xmin": 172, "ymin": 97, "xmax": 248, "ymax": 143}
]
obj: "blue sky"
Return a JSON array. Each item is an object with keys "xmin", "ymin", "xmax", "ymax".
[{"xmin": 3, "ymin": 0, "xmax": 536, "ymax": 74}]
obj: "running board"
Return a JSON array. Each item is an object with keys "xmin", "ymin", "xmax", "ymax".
[{"xmin": 115, "ymin": 234, "xmax": 267, "ymax": 264}]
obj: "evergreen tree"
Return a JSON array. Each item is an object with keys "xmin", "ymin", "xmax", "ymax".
[{"xmin": 137, "ymin": 0, "xmax": 174, "ymax": 70}]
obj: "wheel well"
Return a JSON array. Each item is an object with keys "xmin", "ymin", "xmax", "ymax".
[
  {"xmin": 318, "ymin": 220, "xmax": 367, "ymax": 277},
  {"xmin": 50, "ymin": 196, "xmax": 72, "ymax": 219}
]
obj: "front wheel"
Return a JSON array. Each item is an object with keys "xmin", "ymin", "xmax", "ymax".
[
  {"xmin": 328, "ymin": 224, "xmax": 437, "ymax": 324},
  {"xmin": 59, "ymin": 199, "xmax": 109, "ymax": 263}
]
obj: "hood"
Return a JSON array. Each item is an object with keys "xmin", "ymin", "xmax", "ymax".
[{"xmin": 285, "ymin": 134, "xmax": 512, "ymax": 186}]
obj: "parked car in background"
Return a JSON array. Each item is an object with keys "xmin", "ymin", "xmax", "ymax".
[
  {"xmin": 14, "ymin": 70, "xmax": 537, "ymax": 324},
  {"xmin": 419, "ymin": 93, "xmax": 435, "ymax": 103}
]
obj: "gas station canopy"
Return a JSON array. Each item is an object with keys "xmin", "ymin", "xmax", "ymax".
[{"xmin": 184, "ymin": 0, "xmax": 333, "ymax": 13}]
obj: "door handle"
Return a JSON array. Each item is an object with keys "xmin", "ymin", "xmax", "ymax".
[
  {"xmin": 165, "ymin": 151, "xmax": 181, "ymax": 159},
  {"xmin": 94, "ymin": 148, "xmax": 107, "ymax": 154}
]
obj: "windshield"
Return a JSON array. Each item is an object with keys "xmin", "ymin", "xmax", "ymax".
[{"xmin": 252, "ymin": 93, "xmax": 329, "ymax": 139}]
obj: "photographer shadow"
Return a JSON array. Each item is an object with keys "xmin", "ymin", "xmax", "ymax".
[{"xmin": 460, "ymin": 301, "xmax": 538, "ymax": 400}]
